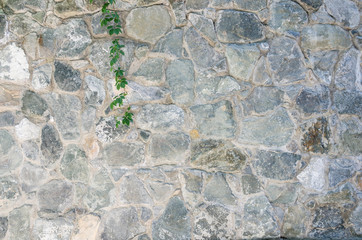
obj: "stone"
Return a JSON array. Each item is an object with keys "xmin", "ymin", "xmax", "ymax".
[
  {"xmin": 265, "ymin": 183, "xmax": 300, "ymax": 205},
  {"xmin": 267, "ymin": 37, "xmax": 306, "ymax": 84},
  {"xmin": 301, "ymin": 117, "xmax": 331, "ymax": 153},
  {"xmin": 40, "ymin": 124, "xmax": 63, "ymax": 166},
  {"xmin": 0, "ymin": 217, "xmax": 7, "ymax": 238},
  {"xmin": 0, "ymin": 43, "xmax": 29, "ymax": 83},
  {"xmin": 204, "ymin": 173, "xmax": 237, "ymax": 205},
  {"xmin": 0, "ymin": 111, "xmax": 14, "ymax": 127},
  {"xmin": 189, "ymin": 13, "xmax": 217, "ymax": 44},
  {"xmin": 82, "ymin": 106, "xmax": 96, "ymax": 131},
  {"xmin": 138, "ymin": 234, "xmax": 151, "ymax": 240},
  {"xmin": 191, "ymin": 101, "xmax": 236, "ymax": 138},
  {"xmin": 166, "ymin": 59, "xmax": 195, "ymax": 105},
  {"xmin": 133, "ymin": 58, "xmax": 166, "ymax": 83},
  {"xmin": 38, "ymin": 179, "xmax": 73, "ymax": 213},
  {"xmin": 22, "ymin": 140, "xmax": 39, "ymax": 161},
  {"xmin": 84, "ymin": 171, "xmax": 114, "ymax": 210},
  {"xmin": 152, "ymin": 196, "xmax": 191, "ymax": 240},
  {"xmin": 191, "ymin": 140, "xmax": 246, "ymax": 172},
  {"xmin": 32, "ymin": 218, "xmax": 74, "ymax": 240},
  {"xmin": 149, "ymin": 132, "xmax": 190, "ymax": 165},
  {"xmin": 225, "ymin": 44, "xmax": 260, "ymax": 81},
  {"xmin": 84, "ymin": 75, "xmax": 105, "ymax": 106},
  {"xmin": 242, "ymin": 175, "xmax": 261, "ymax": 194},
  {"xmin": 146, "ymin": 181, "xmax": 175, "ymax": 203},
  {"xmin": 20, "ymin": 162, "xmax": 47, "ymax": 192},
  {"xmin": 8, "ymin": 205, "xmax": 31, "ymax": 240},
  {"xmin": 216, "ymin": 10, "xmax": 264, "ymax": 43},
  {"xmin": 269, "ymin": 0, "xmax": 308, "ymax": 33},
  {"xmin": 0, "ymin": 129, "xmax": 14, "ymax": 156},
  {"xmin": 339, "ymin": 117, "xmax": 362, "ymax": 155},
  {"xmin": 329, "ymin": 159, "xmax": 356, "ymax": 187},
  {"xmin": 234, "ymin": 0, "xmax": 267, "ymax": 11},
  {"xmin": 54, "ymin": 61, "xmax": 82, "ymax": 92},
  {"xmin": 136, "ymin": 104, "xmax": 184, "ymax": 131},
  {"xmin": 253, "ymin": 150, "xmax": 301, "ymax": 180},
  {"xmin": 310, "ymin": 5, "xmax": 335, "ymax": 23},
  {"xmin": 104, "ymin": 142, "xmax": 144, "ymax": 166},
  {"xmin": 32, "ymin": 64, "xmax": 52, "ymax": 90},
  {"xmin": 91, "ymin": 12, "xmax": 107, "ymax": 35},
  {"xmin": 21, "ymin": 91, "xmax": 48, "ymax": 117},
  {"xmin": 141, "ymin": 207, "xmax": 152, "ymax": 222},
  {"xmin": 119, "ymin": 175, "xmax": 153, "ymax": 204},
  {"xmin": 182, "ymin": 169, "xmax": 203, "ymax": 193},
  {"xmin": 243, "ymin": 86, "xmax": 284, "ymax": 114},
  {"xmin": 44, "ymin": 93, "xmax": 81, "ymax": 140},
  {"xmin": 301, "ymin": 25, "xmax": 352, "ymax": 51},
  {"xmin": 282, "ymin": 205, "xmax": 309, "ymax": 238},
  {"xmin": 242, "ymin": 195, "xmax": 280, "ymax": 238},
  {"xmin": 186, "ymin": 0, "xmax": 208, "ymax": 10},
  {"xmin": 54, "ymin": 0, "xmax": 84, "ymax": 17},
  {"xmin": 0, "ymin": 144, "xmax": 22, "ymax": 176},
  {"xmin": 0, "ymin": 14, "xmax": 6, "ymax": 40},
  {"xmin": 350, "ymin": 203, "xmax": 362, "ymax": 235},
  {"xmin": 334, "ymin": 90, "xmax": 362, "ymax": 115},
  {"xmin": 73, "ymin": 215, "xmax": 100, "ymax": 240},
  {"xmin": 239, "ymin": 108, "xmax": 295, "ymax": 147},
  {"xmin": 9, "ymin": 14, "xmax": 41, "ymax": 36},
  {"xmin": 297, "ymin": 158, "xmax": 326, "ymax": 191},
  {"xmin": 309, "ymin": 226, "xmax": 351, "ymax": 239},
  {"xmin": 60, "ymin": 145, "xmax": 89, "ymax": 182},
  {"xmin": 0, "ymin": 177, "xmax": 20, "ymax": 200},
  {"xmin": 296, "ymin": 85, "xmax": 330, "ymax": 114},
  {"xmin": 308, "ymin": 50, "xmax": 338, "ymax": 85},
  {"xmin": 318, "ymin": 182, "xmax": 356, "ymax": 205},
  {"xmin": 153, "ymin": 29, "xmax": 183, "ymax": 57},
  {"xmin": 125, "ymin": 6, "xmax": 172, "ymax": 44},
  {"xmin": 335, "ymin": 48, "xmax": 360, "ymax": 91},
  {"xmin": 95, "ymin": 117, "xmax": 129, "ymax": 143},
  {"xmin": 312, "ymin": 206, "xmax": 343, "ymax": 228},
  {"xmin": 15, "ymin": 118, "xmax": 41, "ymax": 141},
  {"xmin": 101, "ymin": 207, "xmax": 145, "ymax": 240},
  {"xmin": 127, "ymin": 81, "xmax": 169, "ymax": 104},
  {"xmin": 300, "ymin": 0, "xmax": 323, "ymax": 10},
  {"xmin": 324, "ymin": 0, "xmax": 359, "ymax": 28}
]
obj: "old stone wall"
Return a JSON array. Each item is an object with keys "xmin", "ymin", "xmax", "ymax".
[{"xmin": 0, "ymin": 0, "xmax": 361, "ymax": 239}]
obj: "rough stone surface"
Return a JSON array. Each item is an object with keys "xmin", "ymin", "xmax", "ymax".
[
  {"xmin": 204, "ymin": 173, "xmax": 237, "ymax": 205},
  {"xmin": 60, "ymin": 145, "xmax": 89, "ymax": 182},
  {"xmin": 153, "ymin": 29, "xmax": 183, "ymax": 57},
  {"xmin": 301, "ymin": 117, "xmax": 331, "ymax": 153},
  {"xmin": 84, "ymin": 75, "xmax": 105, "ymax": 106},
  {"xmin": 350, "ymin": 203, "xmax": 362, "ymax": 235},
  {"xmin": 243, "ymin": 86, "xmax": 284, "ymax": 114},
  {"xmin": 20, "ymin": 162, "xmax": 48, "ymax": 192},
  {"xmin": 54, "ymin": 61, "xmax": 82, "ymax": 92},
  {"xmin": 40, "ymin": 124, "xmax": 63, "ymax": 166},
  {"xmin": 329, "ymin": 159, "xmax": 356, "ymax": 187},
  {"xmin": 297, "ymin": 158, "xmax": 326, "ymax": 191},
  {"xmin": 335, "ymin": 48, "xmax": 360, "ymax": 91},
  {"xmin": 32, "ymin": 64, "xmax": 52, "ymax": 90},
  {"xmin": 296, "ymin": 85, "xmax": 330, "ymax": 114},
  {"xmin": 119, "ymin": 175, "xmax": 153, "ymax": 204},
  {"xmin": 15, "ymin": 118, "xmax": 41, "ymax": 141},
  {"xmin": 282, "ymin": 205, "xmax": 309, "ymax": 238},
  {"xmin": 104, "ymin": 142, "xmax": 144, "ymax": 166},
  {"xmin": 38, "ymin": 180, "xmax": 73, "ymax": 213},
  {"xmin": 324, "ymin": 0, "xmax": 359, "ymax": 28},
  {"xmin": 242, "ymin": 174, "xmax": 262, "ymax": 194},
  {"xmin": 133, "ymin": 58, "xmax": 166, "ymax": 83},
  {"xmin": 0, "ymin": 217, "xmax": 7, "ymax": 238},
  {"xmin": 334, "ymin": 90, "xmax": 362, "ymax": 115},
  {"xmin": 8, "ymin": 205, "xmax": 31, "ymax": 240},
  {"xmin": 21, "ymin": 91, "xmax": 48, "ymax": 117},
  {"xmin": 32, "ymin": 218, "xmax": 74, "ymax": 240}
]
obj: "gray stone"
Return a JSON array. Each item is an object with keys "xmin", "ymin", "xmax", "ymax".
[
  {"xmin": 301, "ymin": 25, "xmax": 352, "ymax": 51},
  {"xmin": 84, "ymin": 171, "xmax": 113, "ymax": 211},
  {"xmin": 329, "ymin": 158, "xmax": 356, "ymax": 187},
  {"xmin": 110, "ymin": 168, "xmax": 127, "ymax": 181},
  {"xmin": 191, "ymin": 101, "xmax": 236, "ymax": 138},
  {"xmin": 282, "ymin": 205, "xmax": 309, "ymax": 238},
  {"xmin": 40, "ymin": 124, "xmax": 63, "ymax": 166},
  {"xmin": 82, "ymin": 106, "xmax": 96, "ymax": 131},
  {"xmin": 226, "ymin": 44, "xmax": 260, "ymax": 81},
  {"xmin": 186, "ymin": 0, "xmax": 208, "ymax": 10},
  {"xmin": 8, "ymin": 205, "xmax": 31, "ymax": 240},
  {"xmin": 297, "ymin": 158, "xmax": 326, "ymax": 191},
  {"xmin": 15, "ymin": 119, "xmax": 40, "ymax": 142},
  {"xmin": 350, "ymin": 203, "xmax": 362, "ymax": 235},
  {"xmin": 335, "ymin": 48, "xmax": 360, "ymax": 90},
  {"xmin": 239, "ymin": 108, "xmax": 295, "ymax": 147},
  {"xmin": 252, "ymin": 56, "xmax": 272, "ymax": 85},
  {"xmin": 21, "ymin": 91, "xmax": 48, "ymax": 117},
  {"xmin": 91, "ymin": 12, "xmax": 107, "ymax": 35},
  {"xmin": 234, "ymin": 0, "xmax": 267, "ymax": 11},
  {"xmin": 301, "ymin": 117, "xmax": 331, "ymax": 153},
  {"xmin": 153, "ymin": 29, "xmax": 183, "ymax": 57},
  {"xmin": 95, "ymin": 117, "xmax": 129, "ymax": 143},
  {"xmin": 84, "ymin": 75, "xmax": 105, "ymax": 106},
  {"xmin": 265, "ymin": 183, "xmax": 300, "ymax": 205},
  {"xmin": 141, "ymin": 207, "xmax": 152, "ymax": 221},
  {"xmin": 104, "ymin": 142, "xmax": 144, "ymax": 166},
  {"xmin": 334, "ymin": 91, "xmax": 362, "ymax": 115},
  {"xmin": 269, "ymin": 0, "xmax": 308, "ymax": 33},
  {"xmin": 310, "ymin": 5, "xmax": 335, "ymax": 23},
  {"xmin": 191, "ymin": 140, "xmax": 246, "ymax": 172},
  {"xmin": 0, "ymin": 14, "xmax": 6, "ymax": 40},
  {"xmin": 254, "ymin": 150, "xmax": 301, "ymax": 180},
  {"xmin": 312, "ymin": 206, "xmax": 343, "ymax": 228},
  {"xmin": 38, "ymin": 179, "xmax": 73, "ymax": 213},
  {"xmin": 54, "ymin": 61, "xmax": 82, "ymax": 92},
  {"xmin": 32, "ymin": 218, "xmax": 74, "ymax": 240},
  {"xmin": 44, "ymin": 93, "xmax": 81, "ymax": 140},
  {"xmin": 125, "ymin": 6, "xmax": 172, "ymax": 44},
  {"xmin": 152, "ymin": 196, "xmax": 191, "ymax": 240},
  {"xmin": 309, "ymin": 226, "xmax": 351, "ymax": 239},
  {"xmin": 101, "ymin": 207, "xmax": 145, "ymax": 240},
  {"xmin": 60, "ymin": 145, "xmax": 89, "ymax": 182},
  {"xmin": 166, "ymin": 59, "xmax": 194, "ymax": 105},
  {"xmin": 243, "ymin": 86, "xmax": 284, "ymax": 114},
  {"xmin": 22, "ymin": 140, "xmax": 39, "ymax": 160},
  {"xmin": 0, "ymin": 217, "xmax": 7, "ymax": 238},
  {"xmin": 149, "ymin": 132, "xmax": 190, "ymax": 165},
  {"xmin": 0, "ymin": 144, "xmax": 22, "ymax": 176},
  {"xmin": 0, "ymin": 177, "xmax": 20, "ymax": 200},
  {"xmin": 325, "ymin": 0, "xmax": 359, "ymax": 28},
  {"xmin": 0, "ymin": 129, "xmax": 14, "ymax": 156},
  {"xmin": 308, "ymin": 50, "xmax": 339, "ymax": 85},
  {"xmin": 216, "ymin": 10, "xmax": 264, "ymax": 43},
  {"xmin": 136, "ymin": 104, "xmax": 184, "ymax": 131},
  {"xmin": 189, "ymin": 13, "xmax": 217, "ymax": 44},
  {"xmin": 242, "ymin": 175, "xmax": 261, "ymax": 194},
  {"xmin": 318, "ymin": 182, "xmax": 356, "ymax": 205},
  {"xmin": 133, "ymin": 58, "xmax": 166, "ymax": 83},
  {"xmin": 119, "ymin": 175, "xmax": 153, "ymax": 204},
  {"xmin": 20, "ymin": 162, "xmax": 48, "ymax": 192},
  {"xmin": 339, "ymin": 117, "xmax": 362, "ymax": 155},
  {"xmin": 296, "ymin": 85, "xmax": 330, "ymax": 114},
  {"xmin": 182, "ymin": 169, "xmax": 203, "ymax": 193},
  {"xmin": 146, "ymin": 181, "xmax": 175, "ymax": 203},
  {"xmin": 267, "ymin": 37, "xmax": 306, "ymax": 84},
  {"xmin": 300, "ymin": 0, "xmax": 323, "ymax": 10},
  {"xmin": 204, "ymin": 173, "xmax": 237, "ymax": 205},
  {"xmin": 242, "ymin": 195, "xmax": 280, "ymax": 238},
  {"xmin": 127, "ymin": 81, "xmax": 169, "ymax": 104},
  {"xmin": 185, "ymin": 27, "xmax": 226, "ymax": 71},
  {"xmin": 169, "ymin": 0, "xmax": 186, "ymax": 26},
  {"xmin": 9, "ymin": 14, "xmax": 41, "ymax": 37},
  {"xmin": 54, "ymin": 0, "xmax": 84, "ymax": 17},
  {"xmin": 0, "ymin": 111, "xmax": 14, "ymax": 127},
  {"xmin": 32, "ymin": 64, "xmax": 52, "ymax": 90}
]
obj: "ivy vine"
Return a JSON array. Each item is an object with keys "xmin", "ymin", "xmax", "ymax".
[{"xmin": 89, "ymin": 0, "xmax": 133, "ymax": 127}]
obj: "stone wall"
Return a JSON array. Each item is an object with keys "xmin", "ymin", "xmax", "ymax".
[{"xmin": 0, "ymin": 0, "xmax": 361, "ymax": 239}]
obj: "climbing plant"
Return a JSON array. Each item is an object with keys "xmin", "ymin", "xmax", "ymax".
[{"xmin": 89, "ymin": 0, "xmax": 133, "ymax": 127}]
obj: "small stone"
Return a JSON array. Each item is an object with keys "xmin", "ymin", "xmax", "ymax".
[
  {"xmin": 243, "ymin": 86, "xmax": 284, "ymax": 114},
  {"xmin": 133, "ymin": 58, "xmax": 166, "ymax": 83},
  {"xmin": 127, "ymin": 81, "xmax": 169, "ymax": 104},
  {"xmin": 153, "ymin": 29, "xmax": 183, "ymax": 57},
  {"xmin": 54, "ymin": 0, "xmax": 84, "ymax": 17},
  {"xmin": 350, "ymin": 203, "xmax": 362, "ymax": 235},
  {"xmin": 20, "ymin": 162, "xmax": 48, "ymax": 192},
  {"xmin": 216, "ymin": 10, "xmax": 264, "ymax": 43},
  {"xmin": 84, "ymin": 75, "xmax": 105, "ymax": 106},
  {"xmin": 242, "ymin": 175, "xmax": 261, "ymax": 194},
  {"xmin": 308, "ymin": 50, "xmax": 338, "ymax": 85},
  {"xmin": 9, "ymin": 14, "xmax": 41, "ymax": 37},
  {"xmin": 0, "ymin": 43, "xmax": 29, "ymax": 83},
  {"xmin": 301, "ymin": 117, "xmax": 331, "ymax": 153},
  {"xmin": 0, "ymin": 111, "xmax": 14, "ymax": 127},
  {"xmin": 312, "ymin": 206, "xmax": 343, "ymax": 228},
  {"xmin": 125, "ymin": 6, "xmax": 172, "ymax": 44},
  {"xmin": 60, "ymin": 145, "xmax": 89, "ymax": 182},
  {"xmin": 335, "ymin": 48, "xmax": 360, "ymax": 91},
  {"xmin": 22, "ymin": 140, "xmax": 39, "ymax": 160},
  {"xmin": 54, "ymin": 61, "xmax": 82, "ymax": 92},
  {"xmin": 296, "ymin": 85, "xmax": 330, "ymax": 114},
  {"xmin": 104, "ymin": 142, "xmax": 144, "ymax": 166},
  {"xmin": 282, "ymin": 205, "xmax": 309, "ymax": 238},
  {"xmin": 38, "ymin": 180, "xmax": 73, "ymax": 213},
  {"xmin": 119, "ymin": 175, "xmax": 153, "ymax": 204},
  {"xmin": 0, "ymin": 129, "xmax": 14, "ymax": 156},
  {"xmin": 32, "ymin": 218, "xmax": 74, "ymax": 240},
  {"xmin": 15, "ymin": 118, "xmax": 41, "ymax": 141},
  {"xmin": 329, "ymin": 159, "xmax": 356, "ymax": 187},
  {"xmin": 324, "ymin": 0, "xmax": 359, "ymax": 28},
  {"xmin": 265, "ymin": 183, "xmax": 300, "ymax": 205},
  {"xmin": 334, "ymin": 90, "xmax": 362, "ymax": 115},
  {"xmin": 300, "ymin": 0, "xmax": 323, "ymax": 10},
  {"xmin": 0, "ymin": 217, "xmax": 7, "ymax": 238},
  {"xmin": 8, "ymin": 205, "xmax": 32, "ymax": 240},
  {"xmin": 0, "ymin": 177, "xmax": 20, "ymax": 200},
  {"xmin": 189, "ymin": 13, "xmax": 217, "ymax": 44},
  {"xmin": 32, "ymin": 64, "xmax": 52, "ymax": 90},
  {"xmin": 297, "ymin": 158, "xmax": 326, "ymax": 191},
  {"xmin": 40, "ymin": 124, "xmax": 63, "ymax": 166},
  {"xmin": 252, "ymin": 57, "xmax": 272, "ymax": 85},
  {"xmin": 204, "ymin": 173, "xmax": 237, "ymax": 205},
  {"xmin": 141, "ymin": 207, "xmax": 152, "ymax": 221},
  {"xmin": 95, "ymin": 117, "xmax": 129, "ymax": 143},
  {"xmin": 234, "ymin": 0, "xmax": 267, "ymax": 11},
  {"xmin": 21, "ymin": 91, "xmax": 48, "ymax": 117}
]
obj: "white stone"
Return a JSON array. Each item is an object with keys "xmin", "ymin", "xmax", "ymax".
[
  {"xmin": 0, "ymin": 43, "xmax": 30, "ymax": 83},
  {"xmin": 297, "ymin": 158, "xmax": 326, "ymax": 191},
  {"xmin": 15, "ymin": 118, "xmax": 41, "ymax": 141}
]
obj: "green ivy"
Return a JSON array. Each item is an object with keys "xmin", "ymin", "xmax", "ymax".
[{"xmin": 89, "ymin": 0, "xmax": 133, "ymax": 127}]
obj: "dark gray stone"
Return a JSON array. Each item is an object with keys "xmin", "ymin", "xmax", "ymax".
[
  {"xmin": 138, "ymin": 234, "xmax": 151, "ymax": 240},
  {"xmin": 104, "ymin": 142, "xmax": 144, "ymax": 166},
  {"xmin": 54, "ymin": 61, "xmax": 82, "ymax": 92},
  {"xmin": 38, "ymin": 180, "xmax": 73, "ymax": 213},
  {"xmin": 334, "ymin": 91, "xmax": 362, "ymax": 115},
  {"xmin": 234, "ymin": 0, "xmax": 267, "ymax": 11},
  {"xmin": 253, "ymin": 150, "xmax": 301, "ymax": 180},
  {"xmin": 312, "ymin": 206, "xmax": 343, "ymax": 228},
  {"xmin": 152, "ymin": 196, "xmax": 191, "ymax": 240},
  {"xmin": 204, "ymin": 173, "xmax": 237, "ymax": 205},
  {"xmin": 189, "ymin": 13, "xmax": 217, "ymax": 44},
  {"xmin": 0, "ymin": 217, "xmax": 7, "ymax": 238},
  {"xmin": 329, "ymin": 159, "xmax": 356, "ymax": 187},
  {"xmin": 296, "ymin": 85, "xmax": 330, "ymax": 114},
  {"xmin": 242, "ymin": 175, "xmax": 261, "ymax": 194},
  {"xmin": 133, "ymin": 58, "xmax": 166, "ymax": 83},
  {"xmin": 350, "ymin": 203, "xmax": 362, "ymax": 235},
  {"xmin": 40, "ymin": 124, "xmax": 63, "ymax": 166},
  {"xmin": 0, "ymin": 15, "xmax": 6, "ymax": 39},
  {"xmin": 95, "ymin": 117, "xmax": 129, "ymax": 143},
  {"xmin": 309, "ymin": 226, "xmax": 351, "ymax": 239},
  {"xmin": 119, "ymin": 175, "xmax": 152, "ymax": 204},
  {"xmin": 300, "ymin": 0, "xmax": 323, "ymax": 10},
  {"xmin": 141, "ymin": 207, "xmax": 152, "ymax": 222},
  {"xmin": 243, "ymin": 86, "xmax": 284, "ymax": 114},
  {"xmin": 153, "ymin": 29, "xmax": 183, "ymax": 57},
  {"xmin": 8, "ymin": 205, "xmax": 32, "ymax": 240},
  {"xmin": 60, "ymin": 145, "xmax": 89, "ymax": 182},
  {"xmin": 21, "ymin": 91, "xmax": 48, "ymax": 117},
  {"xmin": 0, "ymin": 177, "xmax": 20, "ymax": 200},
  {"xmin": 216, "ymin": 10, "xmax": 264, "ymax": 43},
  {"xmin": 0, "ymin": 111, "xmax": 14, "ymax": 127}
]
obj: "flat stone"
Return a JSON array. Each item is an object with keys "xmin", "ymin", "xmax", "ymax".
[
  {"xmin": 253, "ymin": 150, "xmax": 301, "ymax": 180},
  {"xmin": 153, "ymin": 29, "xmax": 183, "ymax": 57},
  {"xmin": 334, "ymin": 90, "xmax": 362, "ymax": 115},
  {"xmin": 350, "ymin": 203, "xmax": 362, "ymax": 235},
  {"xmin": 127, "ymin": 81, "xmax": 169, "ymax": 104},
  {"xmin": 324, "ymin": 0, "xmax": 359, "ymax": 28},
  {"xmin": 0, "ymin": 145, "xmax": 22, "ymax": 176},
  {"xmin": 265, "ymin": 182, "xmax": 300, "ymax": 205},
  {"xmin": 169, "ymin": 0, "xmax": 187, "ymax": 26},
  {"xmin": 297, "ymin": 158, "xmax": 326, "ymax": 191},
  {"xmin": 309, "ymin": 226, "xmax": 351, "ymax": 239},
  {"xmin": 267, "ymin": 37, "xmax": 306, "ymax": 84},
  {"xmin": 32, "ymin": 64, "xmax": 52, "ymax": 90},
  {"xmin": 243, "ymin": 86, "xmax": 284, "ymax": 114},
  {"xmin": 166, "ymin": 59, "xmax": 195, "ymax": 105},
  {"xmin": 40, "ymin": 124, "xmax": 63, "ymax": 166},
  {"xmin": 310, "ymin": 5, "xmax": 335, "ymax": 23},
  {"xmin": 21, "ymin": 91, "xmax": 48, "ymax": 117},
  {"xmin": 136, "ymin": 104, "xmax": 184, "ymax": 131},
  {"xmin": 54, "ymin": 61, "xmax": 82, "ymax": 92},
  {"xmin": 152, "ymin": 196, "xmax": 191, "ymax": 240},
  {"xmin": 300, "ymin": 0, "xmax": 323, "ymax": 10},
  {"xmin": 0, "ymin": 43, "xmax": 29, "ymax": 84},
  {"xmin": 296, "ymin": 85, "xmax": 330, "ymax": 113},
  {"xmin": 146, "ymin": 181, "xmax": 175, "ymax": 203},
  {"xmin": 282, "ymin": 205, "xmax": 309, "ymax": 238},
  {"xmin": 0, "ymin": 111, "xmax": 14, "ymax": 127},
  {"xmin": 335, "ymin": 48, "xmax": 360, "ymax": 90},
  {"xmin": 101, "ymin": 207, "xmax": 145, "ymax": 239},
  {"xmin": 269, "ymin": 0, "xmax": 308, "ymax": 33},
  {"xmin": 149, "ymin": 132, "xmax": 190, "ymax": 165},
  {"xmin": 0, "ymin": 217, "xmax": 7, "ymax": 238},
  {"xmin": 119, "ymin": 175, "xmax": 153, "ymax": 204},
  {"xmin": 126, "ymin": 6, "xmax": 172, "ymax": 44},
  {"xmin": 239, "ymin": 108, "xmax": 295, "ymax": 147},
  {"xmin": 186, "ymin": 0, "xmax": 208, "ymax": 10},
  {"xmin": 191, "ymin": 139, "xmax": 246, "ymax": 171},
  {"xmin": 32, "ymin": 218, "xmax": 74, "ymax": 240},
  {"xmin": 301, "ymin": 24, "xmax": 352, "ymax": 51},
  {"xmin": 20, "ymin": 162, "xmax": 48, "ymax": 192},
  {"xmin": 339, "ymin": 117, "xmax": 362, "ymax": 155},
  {"xmin": 308, "ymin": 50, "xmax": 338, "ymax": 85},
  {"xmin": 9, "ymin": 14, "xmax": 41, "ymax": 37},
  {"xmin": 318, "ymin": 182, "xmax": 356, "ymax": 204},
  {"xmin": 0, "ymin": 177, "xmax": 20, "ymax": 200},
  {"xmin": 22, "ymin": 140, "xmax": 39, "ymax": 160},
  {"xmin": 216, "ymin": 10, "xmax": 264, "ymax": 43},
  {"xmin": 0, "ymin": 129, "xmax": 14, "ymax": 156},
  {"xmin": 182, "ymin": 169, "xmax": 203, "ymax": 194},
  {"xmin": 204, "ymin": 173, "xmax": 237, "ymax": 205},
  {"xmin": 82, "ymin": 106, "xmax": 96, "ymax": 131},
  {"xmin": 91, "ymin": 12, "xmax": 107, "ymax": 35},
  {"xmin": 38, "ymin": 179, "xmax": 73, "ymax": 213},
  {"xmin": 54, "ymin": 0, "xmax": 84, "ymax": 17},
  {"xmin": 242, "ymin": 175, "xmax": 261, "ymax": 194},
  {"xmin": 84, "ymin": 171, "xmax": 113, "ymax": 211},
  {"xmin": 60, "ymin": 145, "xmax": 89, "ymax": 182},
  {"xmin": 329, "ymin": 159, "xmax": 356, "ymax": 187},
  {"xmin": 189, "ymin": 13, "xmax": 217, "ymax": 44},
  {"xmin": 133, "ymin": 58, "xmax": 166, "ymax": 83},
  {"xmin": 15, "ymin": 118, "xmax": 41, "ymax": 141},
  {"xmin": 312, "ymin": 206, "xmax": 343, "ymax": 228},
  {"xmin": 301, "ymin": 117, "xmax": 331, "ymax": 153},
  {"xmin": 242, "ymin": 195, "xmax": 280, "ymax": 238},
  {"xmin": 225, "ymin": 44, "xmax": 260, "ymax": 81},
  {"xmin": 8, "ymin": 205, "xmax": 31, "ymax": 240},
  {"xmin": 84, "ymin": 75, "xmax": 105, "ymax": 106},
  {"xmin": 104, "ymin": 142, "xmax": 144, "ymax": 166},
  {"xmin": 95, "ymin": 117, "xmax": 129, "ymax": 143},
  {"xmin": 73, "ymin": 215, "xmax": 100, "ymax": 240},
  {"xmin": 234, "ymin": 0, "xmax": 267, "ymax": 11}
]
